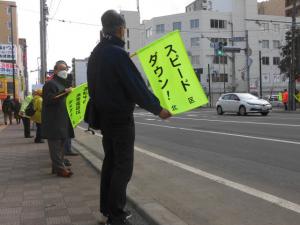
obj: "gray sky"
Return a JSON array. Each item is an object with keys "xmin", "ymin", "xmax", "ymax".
[
  {"xmin": 15, "ymin": 0, "xmax": 264, "ymax": 87},
  {"xmin": 15, "ymin": 0, "xmax": 193, "ymax": 87}
]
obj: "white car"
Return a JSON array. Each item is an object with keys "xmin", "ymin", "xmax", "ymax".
[{"xmin": 216, "ymin": 93, "xmax": 272, "ymax": 116}]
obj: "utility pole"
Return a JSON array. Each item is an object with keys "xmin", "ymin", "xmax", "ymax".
[
  {"xmin": 40, "ymin": 0, "xmax": 48, "ymax": 84},
  {"xmin": 245, "ymin": 30, "xmax": 250, "ymax": 93},
  {"xmin": 259, "ymin": 50, "xmax": 263, "ymax": 98},
  {"xmin": 137, "ymin": 0, "xmax": 140, "ymax": 14},
  {"xmin": 9, "ymin": 5, "xmax": 16, "ymax": 100},
  {"xmin": 223, "ymin": 60, "xmax": 226, "ymax": 93},
  {"xmin": 289, "ymin": 0, "xmax": 297, "ymax": 111}
]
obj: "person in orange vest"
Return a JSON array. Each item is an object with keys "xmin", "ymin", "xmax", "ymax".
[{"xmin": 282, "ymin": 89, "xmax": 288, "ymax": 111}]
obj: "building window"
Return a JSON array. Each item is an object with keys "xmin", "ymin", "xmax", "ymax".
[
  {"xmin": 8, "ymin": 35, "xmax": 12, "ymax": 44},
  {"xmin": 7, "ymin": 7, "xmax": 12, "ymax": 15},
  {"xmin": 262, "ymin": 23, "xmax": 269, "ymax": 31},
  {"xmin": 273, "ymin": 40, "xmax": 280, "ymax": 49},
  {"xmin": 190, "ymin": 19, "xmax": 199, "ymax": 29},
  {"xmin": 210, "ymin": 19, "xmax": 226, "ymax": 29},
  {"xmin": 7, "ymin": 21, "xmax": 12, "ymax": 30},
  {"xmin": 273, "ymin": 57, "xmax": 280, "ymax": 65},
  {"xmin": 261, "ymin": 40, "xmax": 269, "ymax": 48},
  {"xmin": 273, "ymin": 24, "xmax": 280, "ymax": 32},
  {"xmin": 146, "ymin": 27, "xmax": 152, "ymax": 38},
  {"xmin": 127, "ymin": 41, "xmax": 130, "ymax": 50},
  {"xmin": 262, "ymin": 57, "xmax": 270, "ymax": 65},
  {"xmin": 156, "ymin": 24, "xmax": 165, "ymax": 34},
  {"xmin": 191, "ymin": 37, "xmax": 200, "ymax": 46},
  {"xmin": 213, "ymin": 56, "xmax": 227, "ymax": 64},
  {"xmin": 173, "ymin": 22, "xmax": 182, "ymax": 31},
  {"xmin": 127, "ymin": 29, "xmax": 130, "ymax": 38},
  {"xmin": 212, "ymin": 73, "xmax": 228, "ymax": 82},
  {"xmin": 191, "ymin": 55, "xmax": 200, "ymax": 65}
]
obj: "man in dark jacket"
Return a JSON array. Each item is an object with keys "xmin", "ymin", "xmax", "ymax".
[
  {"xmin": 87, "ymin": 10, "xmax": 171, "ymax": 225},
  {"xmin": 42, "ymin": 60, "xmax": 74, "ymax": 177},
  {"xmin": 2, "ymin": 95, "xmax": 14, "ymax": 125}
]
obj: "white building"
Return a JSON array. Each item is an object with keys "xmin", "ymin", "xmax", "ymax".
[{"xmin": 121, "ymin": 0, "xmax": 299, "ymax": 103}]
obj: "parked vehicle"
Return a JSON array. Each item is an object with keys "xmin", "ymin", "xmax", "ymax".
[{"xmin": 216, "ymin": 93, "xmax": 272, "ymax": 116}]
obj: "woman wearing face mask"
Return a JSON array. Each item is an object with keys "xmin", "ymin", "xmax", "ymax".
[{"xmin": 41, "ymin": 60, "xmax": 75, "ymax": 177}]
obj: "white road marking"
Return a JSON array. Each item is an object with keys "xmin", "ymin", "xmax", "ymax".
[
  {"xmin": 173, "ymin": 117, "xmax": 300, "ymax": 127},
  {"xmin": 135, "ymin": 122, "xmax": 300, "ymax": 145},
  {"xmin": 77, "ymin": 125, "xmax": 300, "ymax": 214},
  {"xmin": 135, "ymin": 113, "xmax": 300, "ymax": 127},
  {"xmin": 135, "ymin": 145, "xmax": 300, "ymax": 215}
]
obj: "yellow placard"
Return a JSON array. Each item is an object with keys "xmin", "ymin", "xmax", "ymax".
[
  {"xmin": 136, "ymin": 30, "xmax": 208, "ymax": 115},
  {"xmin": 66, "ymin": 83, "xmax": 89, "ymax": 128}
]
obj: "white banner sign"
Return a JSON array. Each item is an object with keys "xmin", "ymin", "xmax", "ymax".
[{"xmin": 0, "ymin": 44, "xmax": 17, "ymax": 61}]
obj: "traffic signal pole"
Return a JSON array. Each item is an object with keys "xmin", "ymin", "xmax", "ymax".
[{"xmin": 245, "ymin": 30, "xmax": 250, "ymax": 93}]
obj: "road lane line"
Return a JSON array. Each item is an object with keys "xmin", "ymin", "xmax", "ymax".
[
  {"xmin": 77, "ymin": 125, "xmax": 300, "ymax": 214},
  {"xmin": 135, "ymin": 145, "xmax": 300, "ymax": 214},
  {"xmin": 135, "ymin": 113, "xmax": 300, "ymax": 127},
  {"xmin": 173, "ymin": 117, "xmax": 300, "ymax": 127},
  {"xmin": 135, "ymin": 122, "xmax": 300, "ymax": 145}
]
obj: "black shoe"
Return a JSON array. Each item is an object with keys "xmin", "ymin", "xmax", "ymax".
[
  {"xmin": 122, "ymin": 210, "xmax": 132, "ymax": 220},
  {"xmin": 34, "ymin": 140, "xmax": 45, "ymax": 143},
  {"xmin": 25, "ymin": 136, "xmax": 34, "ymax": 138},
  {"xmin": 105, "ymin": 218, "xmax": 132, "ymax": 225},
  {"xmin": 5, "ymin": 122, "xmax": 7, "ymax": 125},
  {"xmin": 64, "ymin": 159, "xmax": 72, "ymax": 167},
  {"xmin": 65, "ymin": 151, "xmax": 79, "ymax": 156}
]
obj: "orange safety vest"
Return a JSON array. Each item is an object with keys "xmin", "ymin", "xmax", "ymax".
[{"xmin": 282, "ymin": 91, "xmax": 288, "ymax": 103}]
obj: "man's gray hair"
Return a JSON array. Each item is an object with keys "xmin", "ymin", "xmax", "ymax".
[{"xmin": 101, "ymin": 10, "xmax": 126, "ymax": 35}]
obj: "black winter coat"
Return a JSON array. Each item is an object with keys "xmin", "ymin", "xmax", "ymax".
[
  {"xmin": 87, "ymin": 35, "xmax": 162, "ymax": 117},
  {"xmin": 41, "ymin": 76, "xmax": 75, "ymax": 139}
]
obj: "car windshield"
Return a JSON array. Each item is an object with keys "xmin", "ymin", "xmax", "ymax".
[{"xmin": 238, "ymin": 93, "xmax": 259, "ymax": 100}]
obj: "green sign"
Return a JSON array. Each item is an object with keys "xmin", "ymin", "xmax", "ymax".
[
  {"xmin": 136, "ymin": 30, "xmax": 208, "ymax": 115},
  {"xmin": 66, "ymin": 83, "xmax": 89, "ymax": 128}
]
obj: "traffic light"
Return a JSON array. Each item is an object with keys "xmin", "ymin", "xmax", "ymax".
[{"xmin": 217, "ymin": 42, "xmax": 224, "ymax": 56}]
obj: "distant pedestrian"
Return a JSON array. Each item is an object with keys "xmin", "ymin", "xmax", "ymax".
[
  {"xmin": 13, "ymin": 99, "xmax": 21, "ymax": 124},
  {"xmin": 42, "ymin": 60, "xmax": 74, "ymax": 178},
  {"xmin": 2, "ymin": 95, "xmax": 14, "ymax": 125},
  {"xmin": 31, "ymin": 89, "xmax": 44, "ymax": 143},
  {"xmin": 87, "ymin": 10, "xmax": 171, "ymax": 225},
  {"xmin": 19, "ymin": 94, "xmax": 33, "ymax": 138},
  {"xmin": 282, "ymin": 89, "xmax": 288, "ymax": 111}
]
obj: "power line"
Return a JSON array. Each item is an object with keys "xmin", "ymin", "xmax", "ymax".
[
  {"xmin": 48, "ymin": 0, "xmax": 55, "ymax": 13},
  {"xmin": 50, "ymin": 0, "xmax": 62, "ymax": 19}
]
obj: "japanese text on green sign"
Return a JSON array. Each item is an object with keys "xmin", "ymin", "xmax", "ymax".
[
  {"xmin": 136, "ymin": 30, "xmax": 208, "ymax": 115},
  {"xmin": 66, "ymin": 83, "xmax": 89, "ymax": 128}
]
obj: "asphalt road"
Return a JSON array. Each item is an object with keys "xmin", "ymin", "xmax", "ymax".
[
  {"xmin": 79, "ymin": 108, "xmax": 300, "ymax": 224},
  {"xmin": 132, "ymin": 108, "xmax": 300, "ymax": 225}
]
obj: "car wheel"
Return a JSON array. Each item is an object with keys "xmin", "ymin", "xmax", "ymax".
[
  {"xmin": 217, "ymin": 106, "xmax": 224, "ymax": 115},
  {"xmin": 261, "ymin": 112, "xmax": 269, "ymax": 116},
  {"xmin": 239, "ymin": 106, "xmax": 247, "ymax": 116}
]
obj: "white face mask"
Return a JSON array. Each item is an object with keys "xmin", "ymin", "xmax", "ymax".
[{"xmin": 57, "ymin": 70, "xmax": 68, "ymax": 79}]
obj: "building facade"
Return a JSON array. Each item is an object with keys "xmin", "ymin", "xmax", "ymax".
[
  {"xmin": 0, "ymin": 0, "xmax": 24, "ymax": 101},
  {"xmin": 122, "ymin": 0, "xmax": 299, "ymax": 103},
  {"xmin": 285, "ymin": 0, "xmax": 300, "ymax": 17},
  {"xmin": 258, "ymin": 0, "xmax": 285, "ymax": 16}
]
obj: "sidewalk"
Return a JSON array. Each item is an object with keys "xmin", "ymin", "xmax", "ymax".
[{"xmin": 0, "ymin": 124, "xmax": 148, "ymax": 225}]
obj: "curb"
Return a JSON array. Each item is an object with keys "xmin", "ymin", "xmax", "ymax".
[{"xmin": 72, "ymin": 139, "xmax": 188, "ymax": 225}]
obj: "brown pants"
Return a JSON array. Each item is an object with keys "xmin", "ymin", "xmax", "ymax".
[{"xmin": 47, "ymin": 139, "xmax": 67, "ymax": 171}]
